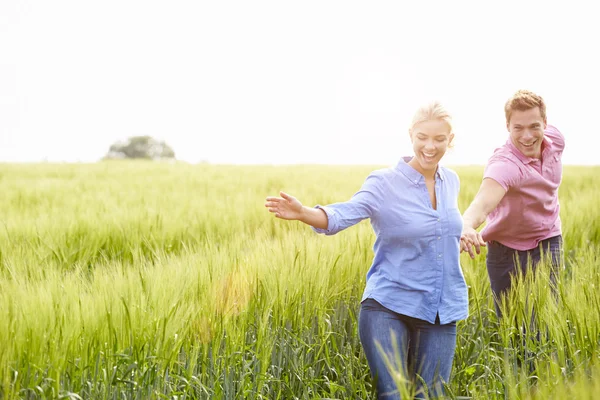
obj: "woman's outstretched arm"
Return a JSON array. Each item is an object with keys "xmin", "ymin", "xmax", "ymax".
[{"xmin": 265, "ymin": 191, "xmax": 328, "ymax": 229}]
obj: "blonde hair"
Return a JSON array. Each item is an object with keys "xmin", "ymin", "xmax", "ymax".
[
  {"xmin": 409, "ymin": 101, "xmax": 453, "ymax": 134},
  {"xmin": 409, "ymin": 101, "xmax": 454, "ymax": 147},
  {"xmin": 505, "ymin": 90, "xmax": 547, "ymax": 124}
]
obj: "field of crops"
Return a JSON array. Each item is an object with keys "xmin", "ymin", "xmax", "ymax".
[{"xmin": 0, "ymin": 162, "xmax": 599, "ymax": 399}]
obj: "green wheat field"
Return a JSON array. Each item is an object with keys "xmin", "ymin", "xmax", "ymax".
[{"xmin": 0, "ymin": 162, "xmax": 599, "ymax": 399}]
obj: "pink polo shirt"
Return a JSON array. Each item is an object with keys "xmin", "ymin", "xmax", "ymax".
[{"xmin": 481, "ymin": 125, "xmax": 564, "ymax": 251}]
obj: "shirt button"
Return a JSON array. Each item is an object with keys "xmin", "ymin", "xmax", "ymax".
[
  {"xmin": 438, "ymin": 254, "xmax": 442, "ymax": 258},
  {"xmin": 437, "ymin": 218, "xmax": 440, "ymax": 222},
  {"xmin": 437, "ymin": 236, "xmax": 441, "ymax": 240}
]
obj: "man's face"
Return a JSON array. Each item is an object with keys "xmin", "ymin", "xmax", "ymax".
[{"xmin": 507, "ymin": 107, "xmax": 547, "ymax": 159}]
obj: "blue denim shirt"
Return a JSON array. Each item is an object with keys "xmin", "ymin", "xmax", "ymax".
[{"xmin": 312, "ymin": 157, "xmax": 469, "ymax": 324}]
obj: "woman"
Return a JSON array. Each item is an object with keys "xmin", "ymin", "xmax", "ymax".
[{"xmin": 265, "ymin": 102, "xmax": 468, "ymax": 399}]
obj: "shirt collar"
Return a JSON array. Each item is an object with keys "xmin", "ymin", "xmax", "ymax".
[
  {"xmin": 395, "ymin": 156, "xmax": 445, "ymax": 185},
  {"xmin": 505, "ymin": 135, "xmax": 552, "ymax": 164}
]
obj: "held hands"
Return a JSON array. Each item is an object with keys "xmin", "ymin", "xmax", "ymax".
[
  {"xmin": 460, "ymin": 227, "xmax": 486, "ymax": 259},
  {"xmin": 265, "ymin": 191, "xmax": 304, "ymax": 220}
]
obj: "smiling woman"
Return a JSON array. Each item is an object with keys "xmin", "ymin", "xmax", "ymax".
[
  {"xmin": 408, "ymin": 103, "xmax": 454, "ymax": 173},
  {"xmin": 265, "ymin": 102, "xmax": 468, "ymax": 399},
  {"xmin": 407, "ymin": 102, "xmax": 455, "ymax": 210}
]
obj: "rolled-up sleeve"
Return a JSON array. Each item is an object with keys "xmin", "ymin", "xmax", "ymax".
[{"xmin": 311, "ymin": 173, "xmax": 382, "ymax": 235}]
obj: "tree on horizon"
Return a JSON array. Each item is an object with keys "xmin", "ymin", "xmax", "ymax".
[{"xmin": 104, "ymin": 136, "xmax": 176, "ymax": 160}]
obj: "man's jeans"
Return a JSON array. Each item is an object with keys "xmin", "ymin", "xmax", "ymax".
[{"xmin": 486, "ymin": 235, "xmax": 563, "ymax": 317}]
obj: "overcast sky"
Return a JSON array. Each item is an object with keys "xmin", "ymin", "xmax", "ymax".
[{"xmin": 1, "ymin": 0, "xmax": 598, "ymax": 165}]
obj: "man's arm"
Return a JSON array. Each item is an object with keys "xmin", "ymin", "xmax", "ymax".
[{"xmin": 461, "ymin": 178, "xmax": 507, "ymax": 258}]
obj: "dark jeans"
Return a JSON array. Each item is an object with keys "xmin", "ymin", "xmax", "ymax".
[
  {"xmin": 358, "ymin": 298, "xmax": 457, "ymax": 399},
  {"xmin": 486, "ymin": 235, "xmax": 563, "ymax": 318}
]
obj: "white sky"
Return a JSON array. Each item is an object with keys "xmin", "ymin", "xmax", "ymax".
[{"xmin": 1, "ymin": 0, "xmax": 598, "ymax": 165}]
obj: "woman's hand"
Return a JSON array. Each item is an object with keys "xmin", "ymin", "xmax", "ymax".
[{"xmin": 265, "ymin": 191, "xmax": 304, "ymax": 220}]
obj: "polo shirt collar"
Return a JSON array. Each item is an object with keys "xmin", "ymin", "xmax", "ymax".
[{"xmin": 505, "ymin": 136, "xmax": 552, "ymax": 164}]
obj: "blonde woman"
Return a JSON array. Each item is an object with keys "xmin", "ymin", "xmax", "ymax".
[{"xmin": 265, "ymin": 102, "xmax": 468, "ymax": 399}]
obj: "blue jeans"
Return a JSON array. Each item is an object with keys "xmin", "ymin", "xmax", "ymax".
[
  {"xmin": 358, "ymin": 298, "xmax": 457, "ymax": 399},
  {"xmin": 486, "ymin": 235, "xmax": 563, "ymax": 317}
]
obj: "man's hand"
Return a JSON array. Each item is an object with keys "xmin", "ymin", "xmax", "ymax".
[
  {"xmin": 460, "ymin": 178, "xmax": 506, "ymax": 258},
  {"xmin": 461, "ymin": 227, "xmax": 486, "ymax": 259}
]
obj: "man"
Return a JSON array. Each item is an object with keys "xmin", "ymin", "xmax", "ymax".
[{"xmin": 460, "ymin": 89, "xmax": 564, "ymax": 316}]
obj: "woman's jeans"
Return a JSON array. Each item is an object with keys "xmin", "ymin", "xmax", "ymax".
[
  {"xmin": 359, "ymin": 298, "xmax": 457, "ymax": 399},
  {"xmin": 486, "ymin": 235, "xmax": 563, "ymax": 317}
]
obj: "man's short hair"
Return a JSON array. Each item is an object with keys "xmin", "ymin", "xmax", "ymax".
[{"xmin": 505, "ymin": 90, "xmax": 547, "ymax": 124}]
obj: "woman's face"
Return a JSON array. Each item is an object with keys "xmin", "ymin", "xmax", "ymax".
[{"xmin": 409, "ymin": 119, "xmax": 453, "ymax": 174}]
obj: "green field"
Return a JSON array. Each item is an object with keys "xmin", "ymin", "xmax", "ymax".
[{"xmin": 0, "ymin": 162, "xmax": 599, "ymax": 399}]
